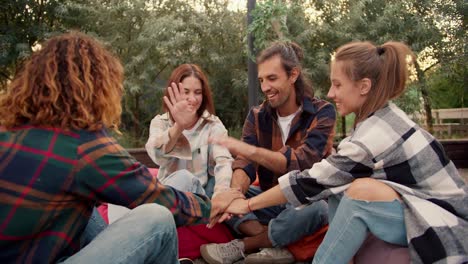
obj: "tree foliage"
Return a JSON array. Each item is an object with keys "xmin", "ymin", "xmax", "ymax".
[
  {"xmin": 57, "ymin": 0, "xmax": 248, "ymax": 145},
  {"xmin": 249, "ymin": 0, "xmax": 466, "ymax": 133},
  {"xmin": 1, "ymin": 0, "xmax": 466, "ymax": 144},
  {"xmin": 0, "ymin": 0, "xmax": 65, "ymax": 87}
]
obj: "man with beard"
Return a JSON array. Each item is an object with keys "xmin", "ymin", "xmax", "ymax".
[{"xmin": 201, "ymin": 41, "xmax": 336, "ymax": 264}]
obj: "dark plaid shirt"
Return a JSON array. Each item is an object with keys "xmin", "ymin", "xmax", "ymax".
[
  {"xmin": 0, "ymin": 126, "xmax": 210, "ymax": 263},
  {"xmin": 232, "ymin": 96, "xmax": 336, "ymax": 191},
  {"xmin": 279, "ymin": 103, "xmax": 468, "ymax": 263}
]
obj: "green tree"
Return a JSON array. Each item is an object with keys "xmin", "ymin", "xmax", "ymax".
[
  {"xmin": 428, "ymin": 62, "xmax": 467, "ymax": 109},
  {"xmin": 60, "ymin": 0, "xmax": 248, "ymax": 146},
  {"xmin": 426, "ymin": 0, "xmax": 467, "ymax": 109},
  {"xmin": 0, "ymin": 0, "xmax": 65, "ymax": 88},
  {"xmin": 248, "ymin": 0, "xmax": 465, "ymax": 136}
]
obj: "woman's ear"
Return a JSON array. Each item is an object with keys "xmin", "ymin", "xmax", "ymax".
[{"xmin": 360, "ymin": 78, "xmax": 372, "ymax": 95}]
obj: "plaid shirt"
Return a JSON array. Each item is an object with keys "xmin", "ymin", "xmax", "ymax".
[
  {"xmin": 279, "ymin": 103, "xmax": 468, "ymax": 263},
  {"xmin": 233, "ymin": 96, "xmax": 336, "ymax": 191},
  {"xmin": 0, "ymin": 126, "xmax": 210, "ymax": 263},
  {"xmin": 145, "ymin": 110, "xmax": 233, "ymax": 193}
]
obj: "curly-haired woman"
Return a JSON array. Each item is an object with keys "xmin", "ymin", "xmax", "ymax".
[{"xmin": 0, "ymin": 32, "xmax": 219, "ymax": 264}]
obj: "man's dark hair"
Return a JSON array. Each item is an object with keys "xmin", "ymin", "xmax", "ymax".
[{"xmin": 257, "ymin": 41, "xmax": 314, "ymax": 105}]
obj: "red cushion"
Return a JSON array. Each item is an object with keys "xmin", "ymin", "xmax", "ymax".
[
  {"xmin": 96, "ymin": 203, "xmax": 109, "ymax": 224},
  {"xmin": 148, "ymin": 167, "xmax": 232, "ymax": 259},
  {"xmin": 177, "ymin": 224, "xmax": 234, "ymax": 259},
  {"xmin": 287, "ymin": 225, "xmax": 328, "ymax": 261},
  {"xmin": 148, "ymin": 167, "xmax": 159, "ymax": 178}
]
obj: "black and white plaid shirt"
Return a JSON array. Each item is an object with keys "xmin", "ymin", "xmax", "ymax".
[{"xmin": 279, "ymin": 103, "xmax": 468, "ymax": 263}]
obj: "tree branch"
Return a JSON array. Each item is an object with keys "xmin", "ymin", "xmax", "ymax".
[
  {"xmin": 153, "ymin": 62, "xmax": 169, "ymax": 80},
  {"xmin": 423, "ymin": 61, "xmax": 440, "ymax": 73},
  {"xmin": 0, "ymin": 70, "xmax": 12, "ymax": 81}
]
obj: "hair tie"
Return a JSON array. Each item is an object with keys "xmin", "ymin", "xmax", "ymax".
[{"xmin": 377, "ymin": 46, "xmax": 385, "ymax": 56}]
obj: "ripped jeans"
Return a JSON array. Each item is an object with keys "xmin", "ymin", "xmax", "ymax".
[{"xmin": 312, "ymin": 194, "xmax": 407, "ymax": 264}]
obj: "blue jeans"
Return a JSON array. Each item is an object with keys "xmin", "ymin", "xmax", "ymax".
[
  {"xmin": 105, "ymin": 172, "xmax": 214, "ymax": 223},
  {"xmin": 161, "ymin": 169, "xmax": 215, "ymax": 198},
  {"xmin": 227, "ymin": 186, "xmax": 328, "ymax": 247},
  {"xmin": 61, "ymin": 204, "xmax": 178, "ymax": 264},
  {"xmin": 81, "ymin": 207, "xmax": 108, "ymax": 247},
  {"xmin": 312, "ymin": 194, "xmax": 407, "ymax": 264}
]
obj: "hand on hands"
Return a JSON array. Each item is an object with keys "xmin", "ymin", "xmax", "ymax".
[
  {"xmin": 224, "ymin": 198, "xmax": 251, "ymax": 216},
  {"xmin": 163, "ymin": 82, "xmax": 197, "ymax": 129},
  {"xmin": 207, "ymin": 188, "xmax": 245, "ymax": 228}
]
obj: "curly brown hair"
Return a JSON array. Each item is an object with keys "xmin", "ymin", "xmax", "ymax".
[{"xmin": 0, "ymin": 31, "xmax": 124, "ymax": 132}]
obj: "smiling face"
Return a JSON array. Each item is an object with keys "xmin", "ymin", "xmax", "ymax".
[
  {"xmin": 258, "ymin": 55, "xmax": 298, "ymax": 116},
  {"xmin": 328, "ymin": 60, "xmax": 367, "ymax": 116},
  {"xmin": 180, "ymin": 75, "xmax": 203, "ymax": 112}
]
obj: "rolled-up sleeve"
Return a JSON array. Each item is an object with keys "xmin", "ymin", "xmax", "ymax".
[
  {"xmin": 232, "ymin": 108, "xmax": 258, "ymax": 184},
  {"xmin": 208, "ymin": 121, "xmax": 234, "ymax": 191}
]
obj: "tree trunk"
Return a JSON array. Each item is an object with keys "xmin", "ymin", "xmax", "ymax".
[
  {"xmin": 341, "ymin": 116, "xmax": 346, "ymax": 139},
  {"xmin": 414, "ymin": 60, "xmax": 433, "ymax": 133},
  {"xmin": 132, "ymin": 93, "xmax": 141, "ymax": 145},
  {"xmin": 247, "ymin": 0, "xmax": 258, "ymax": 109}
]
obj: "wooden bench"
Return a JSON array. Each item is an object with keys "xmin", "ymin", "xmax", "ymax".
[
  {"xmin": 432, "ymin": 108, "xmax": 468, "ymax": 137},
  {"xmin": 129, "ymin": 139, "xmax": 468, "ymax": 169},
  {"xmin": 127, "ymin": 148, "xmax": 158, "ymax": 168}
]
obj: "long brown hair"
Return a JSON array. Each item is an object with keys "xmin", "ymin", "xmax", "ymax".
[
  {"xmin": 0, "ymin": 31, "xmax": 124, "ymax": 131},
  {"xmin": 163, "ymin": 64, "xmax": 215, "ymax": 117},
  {"xmin": 257, "ymin": 41, "xmax": 314, "ymax": 104},
  {"xmin": 334, "ymin": 41, "xmax": 415, "ymax": 126}
]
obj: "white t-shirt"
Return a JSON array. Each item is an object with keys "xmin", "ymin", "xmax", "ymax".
[
  {"xmin": 182, "ymin": 119, "xmax": 201, "ymax": 139},
  {"xmin": 277, "ymin": 107, "xmax": 302, "ymax": 144},
  {"xmin": 182, "ymin": 126, "xmax": 196, "ymax": 138}
]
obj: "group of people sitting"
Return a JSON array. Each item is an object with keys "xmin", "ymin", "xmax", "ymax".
[{"xmin": 0, "ymin": 31, "xmax": 466, "ymax": 264}]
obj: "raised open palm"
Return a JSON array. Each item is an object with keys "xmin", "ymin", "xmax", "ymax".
[{"xmin": 163, "ymin": 82, "xmax": 197, "ymax": 129}]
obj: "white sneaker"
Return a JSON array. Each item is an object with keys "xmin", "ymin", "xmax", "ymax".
[
  {"xmin": 200, "ymin": 239, "xmax": 245, "ymax": 264},
  {"xmin": 244, "ymin": 247, "xmax": 295, "ymax": 264}
]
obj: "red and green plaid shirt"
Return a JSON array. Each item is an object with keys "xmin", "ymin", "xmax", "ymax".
[{"xmin": 0, "ymin": 126, "xmax": 210, "ymax": 263}]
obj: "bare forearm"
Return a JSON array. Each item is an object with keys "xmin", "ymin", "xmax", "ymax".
[
  {"xmin": 230, "ymin": 169, "xmax": 251, "ymax": 194},
  {"xmin": 249, "ymin": 185, "xmax": 287, "ymax": 210},
  {"xmin": 164, "ymin": 123, "xmax": 183, "ymax": 153},
  {"xmin": 248, "ymin": 147, "xmax": 287, "ymax": 174}
]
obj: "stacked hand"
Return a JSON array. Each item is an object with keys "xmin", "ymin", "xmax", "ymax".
[
  {"xmin": 163, "ymin": 82, "xmax": 197, "ymax": 129},
  {"xmin": 207, "ymin": 188, "xmax": 248, "ymax": 228}
]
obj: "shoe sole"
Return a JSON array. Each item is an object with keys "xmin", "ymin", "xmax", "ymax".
[
  {"xmin": 200, "ymin": 245, "xmax": 223, "ymax": 264},
  {"xmin": 179, "ymin": 258, "xmax": 195, "ymax": 264}
]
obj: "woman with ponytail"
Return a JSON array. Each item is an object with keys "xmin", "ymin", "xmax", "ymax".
[{"xmin": 214, "ymin": 41, "xmax": 468, "ymax": 263}]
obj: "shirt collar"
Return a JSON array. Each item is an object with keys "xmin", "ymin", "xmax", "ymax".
[{"xmin": 262, "ymin": 96, "xmax": 317, "ymax": 119}]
